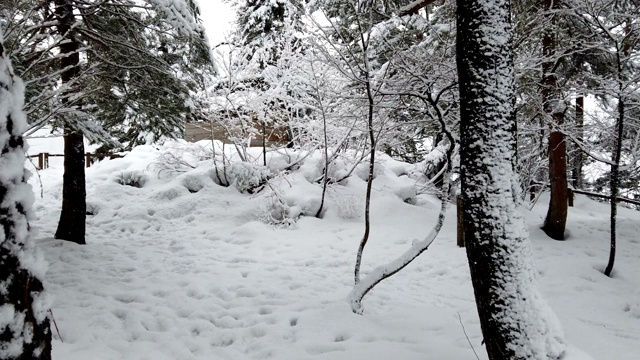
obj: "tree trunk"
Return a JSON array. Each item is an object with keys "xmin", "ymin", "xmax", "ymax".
[
  {"xmin": 456, "ymin": 1, "xmax": 566, "ymax": 359},
  {"xmin": 605, "ymin": 58, "xmax": 625, "ymax": 276},
  {"xmin": 0, "ymin": 32, "xmax": 52, "ymax": 360},
  {"xmin": 605, "ymin": 98, "xmax": 622, "ymax": 277},
  {"xmin": 456, "ymin": 195, "xmax": 464, "ymax": 247},
  {"xmin": 55, "ymin": 129, "xmax": 86, "ymax": 244},
  {"xmin": 605, "ymin": 20, "xmax": 632, "ymax": 277},
  {"xmin": 53, "ymin": 0, "xmax": 86, "ymax": 244},
  {"xmin": 572, "ymin": 95, "xmax": 584, "ymax": 189},
  {"xmin": 541, "ymin": 0, "xmax": 568, "ymax": 241}
]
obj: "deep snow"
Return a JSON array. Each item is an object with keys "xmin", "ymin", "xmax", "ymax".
[{"xmin": 25, "ymin": 139, "xmax": 640, "ymax": 360}]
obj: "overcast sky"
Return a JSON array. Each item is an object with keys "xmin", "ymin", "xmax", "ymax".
[{"xmin": 196, "ymin": 0, "xmax": 236, "ymax": 47}]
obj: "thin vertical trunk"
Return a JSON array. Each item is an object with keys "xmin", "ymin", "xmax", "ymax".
[
  {"xmin": 53, "ymin": 0, "xmax": 86, "ymax": 244},
  {"xmin": 457, "ymin": 0, "xmax": 566, "ymax": 358},
  {"xmin": 353, "ymin": 73, "xmax": 376, "ymax": 286},
  {"xmin": 262, "ymin": 119, "xmax": 267, "ymax": 167},
  {"xmin": 353, "ymin": 14, "xmax": 376, "ymax": 285},
  {"xmin": 605, "ymin": 97, "xmax": 623, "ymax": 277},
  {"xmin": 541, "ymin": 0, "xmax": 568, "ymax": 241},
  {"xmin": 572, "ymin": 95, "xmax": 584, "ymax": 189},
  {"xmin": 456, "ymin": 195, "xmax": 464, "ymax": 247},
  {"xmin": 604, "ymin": 38, "xmax": 627, "ymax": 276}
]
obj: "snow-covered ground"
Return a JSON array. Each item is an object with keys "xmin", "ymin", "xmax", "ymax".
[{"xmin": 26, "ymin": 139, "xmax": 640, "ymax": 360}]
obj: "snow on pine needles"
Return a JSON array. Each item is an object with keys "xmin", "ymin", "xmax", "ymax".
[{"xmin": 26, "ymin": 139, "xmax": 640, "ymax": 360}]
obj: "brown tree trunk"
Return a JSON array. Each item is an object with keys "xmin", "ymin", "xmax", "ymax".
[
  {"xmin": 541, "ymin": 0, "xmax": 567, "ymax": 241},
  {"xmin": 53, "ymin": 0, "xmax": 86, "ymax": 244}
]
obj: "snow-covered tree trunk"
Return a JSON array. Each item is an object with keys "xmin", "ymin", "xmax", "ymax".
[
  {"xmin": 456, "ymin": 1, "xmax": 566, "ymax": 359},
  {"xmin": 53, "ymin": 0, "xmax": 86, "ymax": 245},
  {"xmin": 0, "ymin": 30, "xmax": 52, "ymax": 360}
]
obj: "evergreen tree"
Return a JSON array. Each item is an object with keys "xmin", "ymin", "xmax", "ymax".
[
  {"xmin": 0, "ymin": 29, "xmax": 52, "ymax": 360},
  {"xmin": 1, "ymin": 0, "xmax": 212, "ymax": 244},
  {"xmin": 213, "ymin": 0, "xmax": 307, "ymax": 153}
]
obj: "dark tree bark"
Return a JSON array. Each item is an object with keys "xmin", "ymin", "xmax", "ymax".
[
  {"xmin": 604, "ymin": 17, "xmax": 633, "ymax": 277},
  {"xmin": 605, "ymin": 97, "xmax": 623, "ymax": 277},
  {"xmin": 53, "ymin": 0, "xmax": 86, "ymax": 244},
  {"xmin": 541, "ymin": 0, "xmax": 568, "ymax": 241},
  {"xmin": 605, "ymin": 41, "xmax": 627, "ymax": 276},
  {"xmin": 457, "ymin": 0, "xmax": 565, "ymax": 359},
  {"xmin": 0, "ymin": 32, "xmax": 52, "ymax": 360},
  {"xmin": 572, "ymin": 95, "xmax": 584, "ymax": 189}
]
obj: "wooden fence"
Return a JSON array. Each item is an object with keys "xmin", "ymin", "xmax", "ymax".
[
  {"xmin": 568, "ymin": 188, "xmax": 640, "ymax": 207},
  {"xmin": 27, "ymin": 152, "xmax": 124, "ymax": 170},
  {"xmin": 185, "ymin": 121, "xmax": 290, "ymax": 147},
  {"xmin": 457, "ymin": 188, "xmax": 639, "ymax": 248}
]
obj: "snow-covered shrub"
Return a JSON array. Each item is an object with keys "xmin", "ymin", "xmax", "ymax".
[
  {"xmin": 228, "ymin": 162, "xmax": 270, "ymax": 193},
  {"xmin": 114, "ymin": 170, "xmax": 148, "ymax": 188},
  {"xmin": 258, "ymin": 191, "xmax": 298, "ymax": 228},
  {"xmin": 395, "ymin": 184, "xmax": 418, "ymax": 203},
  {"xmin": 152, "ymin": 141, "xmax": 207, "ymax": 176},
  {"xmin": 154, "ymin": 185, "xmax": 188, "ymax": 201},
  {"xmin": 355, "ymin": 160, "xmax": 385, "ymax": 182},
  {"xmin": 208, "ymin": 167, "xmax": 230, "ymax": 187},
  {"xmin": 181, "ymin": 173, "xmax": 206, "ymax": 193}
]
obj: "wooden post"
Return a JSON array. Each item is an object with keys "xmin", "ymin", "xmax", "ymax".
[
  {"xmin": 85, "ymin": 153, "xmax": 91, "ymax": 168},
  {"xmin": 567, "ymin": 188, "xmax": 574, "ymax": 207},
  {"xmin": 457, "ymin": 195, "xmax": 465, "ymax": 247},
  {"xmin": 38, "ymin": 153, "xmax": 44, "ymax": 170},
  {"xmin": 529, "ymin": 181, "xmax": 536, "ymax": 202},
  {"xmin": 44, "ymin": 153, "xmax": 49, "ymax": 169}
]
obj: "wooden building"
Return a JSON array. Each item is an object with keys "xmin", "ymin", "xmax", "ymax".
[{"xmin": 184, "ymin": 121, "xmax": 290, "ymax": 147}]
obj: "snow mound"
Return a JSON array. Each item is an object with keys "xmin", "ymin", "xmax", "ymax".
[{"xmin": 22, "ymin": 140, "xmax": 640, "ymax": 360}]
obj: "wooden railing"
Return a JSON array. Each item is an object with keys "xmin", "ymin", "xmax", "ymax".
[
  {"xmin": 569, "ymin": 188, "xmax": 640, "ymax": 207},
  {"xmin": 27, "ymin": 152, "xmax": 124, "ymax": 170}
]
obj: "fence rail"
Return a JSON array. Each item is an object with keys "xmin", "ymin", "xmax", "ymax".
[
  {"xmin": 27, "ymin": 152, "xmax": 124, "ymax": 170},
  {"xmin": 569, "ymin": 188, "xmax": 640, "ymax": 207}
]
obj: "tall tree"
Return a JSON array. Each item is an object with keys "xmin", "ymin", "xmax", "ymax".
[
  {"xmin": 52, "ymin": 0, "xmax": 86, "ymax": 244},
  {"xmin": 541, "ymin": 0, "xmax": 568, "ymax": 240},
  {"xmin": 572, "ymin": 0, "xmax": 640, "ymax": 276},
  {"xmin": 0, "ymin": 29, "xmax": 52, "ymax": 360},
  {"xmin": 2, "ymin": 0, "xmax": 212, "ymax": 244},
  {"xmin": 456, "ymin": 0, "xmax": 566, "ymax": 358}
]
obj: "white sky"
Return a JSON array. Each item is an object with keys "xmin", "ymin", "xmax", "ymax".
[{"xmin": 196, "ymin": 0, "xmax": 236, "ymax": 47}]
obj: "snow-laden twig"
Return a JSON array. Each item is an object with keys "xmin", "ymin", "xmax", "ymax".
[
  {"xmin": 458, "ymin": 312, "xmax": 480, "ymax": 360},
  {"xmin": 348, "ymin": 171, "xmax": 450, "ymax": 314}
]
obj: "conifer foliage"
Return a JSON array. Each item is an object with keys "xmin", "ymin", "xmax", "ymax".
[
  {"xmin": 2, "ymin": 0, "xmax": 213, "ymax": 245},
  {"xmin": 0, "ymin": 30, "xmax": 51, "ymax": 360}
]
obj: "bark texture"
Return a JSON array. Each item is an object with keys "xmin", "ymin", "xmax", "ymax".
[
  {"xmin": 53, "ymin": 0, "xmax": 87, "ymax": 244},
  {"xmin": 572, "ymin": 96, "xmax": 584, "ymax": 189},
  {"xmin": 541, "ymin": 0, "xmax": 568, "ymax": 241},
  {"xmin": 456, "ymin": 0, "xmax": 566, "ymax": 359},
  {"xmin": 0, "ymin": 31, "xmax": 52, "ymax": 360}
]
